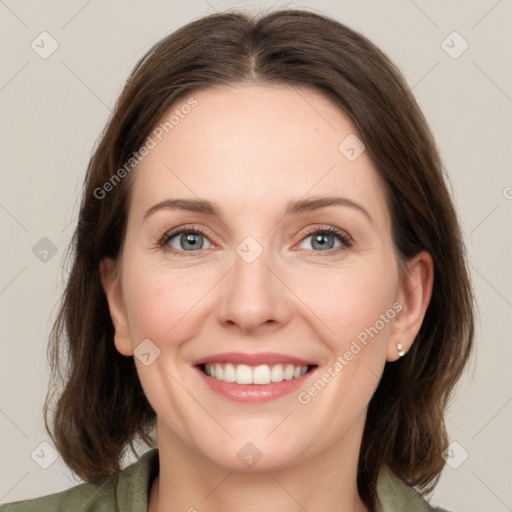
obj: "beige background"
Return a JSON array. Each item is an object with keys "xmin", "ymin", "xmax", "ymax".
[{"xmin": 1, "ymin": 0, "xmax": 511, "ymax": 510}]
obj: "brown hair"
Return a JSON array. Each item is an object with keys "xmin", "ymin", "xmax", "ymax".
[{"xmin": 44, "ymin": 8, "xmax": 474, "ymax": 509}]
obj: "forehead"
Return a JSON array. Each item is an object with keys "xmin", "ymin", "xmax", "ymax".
[{"xmin": 130, "ymin": 83, "xmax": 389, "ymax": 226}]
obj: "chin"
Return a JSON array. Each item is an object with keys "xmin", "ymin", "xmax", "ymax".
[{"xmin": 190, "ymin": 434, "xmax": 311, "ymax": 473}]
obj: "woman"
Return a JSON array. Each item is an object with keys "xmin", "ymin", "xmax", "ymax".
[{"xmin": 1, "ymin": 8, "xmax": 474, "ymax": 512}]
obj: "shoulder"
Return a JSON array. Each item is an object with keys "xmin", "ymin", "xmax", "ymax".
[
  {"xmin": 375, "ymin": 465, "xmax": 452, "ymax": 512},
  {"xmin": 0, "ymin": 449, "xmax": 159, "ymax": 512},
  {"xmin": 0, "ymin": 475, "xmax": 119, "ymax": 512}
]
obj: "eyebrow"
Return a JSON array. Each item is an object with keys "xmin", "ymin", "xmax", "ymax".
[{"xmin": 143, "ymin": 196, "xmax": 373, "ymax": 225}]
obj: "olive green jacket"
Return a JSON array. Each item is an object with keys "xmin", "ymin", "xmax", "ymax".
[{"xmin": 1, "ymin": 449, "xmax": 451, "ymax": 512}]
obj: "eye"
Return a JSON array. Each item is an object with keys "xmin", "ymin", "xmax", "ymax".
[
  {"xmin": 160, "ymin": 226, "xmax": 213, "ymax": 256},
  {"xmin": 298, "ymin": 226, "xmax": 353, "ymax": 254},
  {"xmin": 159, "ymin": 224, "xmax": 353, "ymax": 257}
]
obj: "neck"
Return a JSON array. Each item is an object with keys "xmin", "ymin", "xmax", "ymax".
[{"xmin": 149, "ymin": 417, "xmax": 371, "ymax": 512}]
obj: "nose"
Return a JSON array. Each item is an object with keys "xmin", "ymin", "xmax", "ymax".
[{"xmin": 216, "ymin": 242, "xmax": 291, "ymax": 335}]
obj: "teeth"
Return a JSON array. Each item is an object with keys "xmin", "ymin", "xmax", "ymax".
[
  {"xmin": 203, "ymin": 363, "xmax": 309, "ymax": 385},
  {"xmin": 253, "ymin": 365, "xmax": 271, "ymax": 385},
  {"xmin": 236, "ymin": 364, "xmax": 253, "ymax": 384},
  {"xmin": 284, "ymin": 364, "xmax": 295, "ymax": 380},
  {"xmin": 223, "ymin": 363, "xmax": 236, "ymax": 382},
  {"xmin": 271, "ymin": 364, "xmax": 284, "ymax": 382}
]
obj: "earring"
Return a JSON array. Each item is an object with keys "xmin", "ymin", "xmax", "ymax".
[{"xmin": 397, "ymin": 343, "xmax": 405, "ymax": 357}]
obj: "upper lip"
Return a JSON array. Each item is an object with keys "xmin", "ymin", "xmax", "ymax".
[{"xmin": 192, "ymin": 352, "xmax": 316, "ymax": 367}]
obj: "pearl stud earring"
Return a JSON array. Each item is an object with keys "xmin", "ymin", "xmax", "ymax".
[{"xmin": 397, "ymin": 343, "xmax": 405, "ymax": 357}]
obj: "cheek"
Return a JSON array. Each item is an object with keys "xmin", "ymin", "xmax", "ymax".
[
  {"xmin": 291, "ymin": 264, "xmax": 399, "ymax": 431},
  {"xmin": 122, "ymin": 257, "xmax": 217, "ymax": 346},
  {"xmin": 293, "ymin": 260, "xmax": 399, "ymax": 349},
  {"xmin": 290, "ymin": 262, "xmax": 399, "ymax": 422}
]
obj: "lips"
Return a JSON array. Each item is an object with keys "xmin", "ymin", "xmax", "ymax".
[
  {"xmin": 192, "ymin": 351, "xmax": 316, "ymax": 367},
  {"xmin": 192, "ymin": 352, "xmax": 318, "ymax": 401}
]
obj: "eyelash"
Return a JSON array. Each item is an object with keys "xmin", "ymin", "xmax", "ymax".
[{"xmin": 159, "ymin": 224, "xmax": 353, "ymax": 257}]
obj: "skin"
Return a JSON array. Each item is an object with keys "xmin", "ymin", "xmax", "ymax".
[{"xmin": 100, "ymin": 83, "xmax": 433, "ymax": 512}]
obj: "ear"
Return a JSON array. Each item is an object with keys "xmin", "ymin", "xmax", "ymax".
[
  {"xmin": 99, "ymin": 257, "xmax": 133, "ymax": 356},
  {"xmin": 387, "ymin": 251, "xmax": 434, "ymax": 361}
]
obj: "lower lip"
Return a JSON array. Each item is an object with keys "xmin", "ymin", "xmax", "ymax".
[{"xmin": 195, "ymin": 366, "xmax": 317, "ymax": 403}]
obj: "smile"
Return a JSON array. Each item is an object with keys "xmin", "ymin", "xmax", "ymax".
[
  {"xmin": 192, "ymin": 352, "xmax": 319, "ymax": 402},
  {"xmin": 200, "ymin": 363, "xmax": 312, "ymax": 385}
]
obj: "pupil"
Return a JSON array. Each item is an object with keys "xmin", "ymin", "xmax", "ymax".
[
  {"xmin": 313, "ymin": 233, "xmax": 333, "ymax": 250},
  {"xmin": 183, "ymin": 233, "xmax": 202, "ymax": 250}
]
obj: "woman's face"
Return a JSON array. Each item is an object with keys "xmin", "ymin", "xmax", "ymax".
[{"xmin": 102, "ymin": 83, "xmax": 431, "ymax": 471}]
